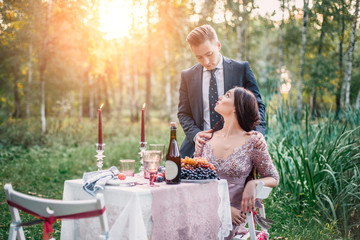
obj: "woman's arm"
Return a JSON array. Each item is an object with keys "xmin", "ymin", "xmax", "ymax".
[
  {"xmin": 241, "ymin": 177, "xmax": 278, "ymax": 213},
  {"xmin": 241, "ymin": 138, "xmax": 280, "ymax": 213}
]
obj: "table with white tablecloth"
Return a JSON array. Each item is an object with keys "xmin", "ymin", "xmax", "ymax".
[{"xmin": 60, "ymin": 177, "xmax": 232, "ymax": 240}]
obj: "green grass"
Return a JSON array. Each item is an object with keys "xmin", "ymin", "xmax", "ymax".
[
  {"xmin": 0, "ymin": 117, "xmax": 184, "ymax": 240},
  {"xmin": 0, "ymin": 108, "xmax": 359, "ymax": 239}
]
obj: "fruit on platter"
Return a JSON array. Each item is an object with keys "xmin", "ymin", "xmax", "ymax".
[{"xmin": 181, "ymin": 157, "xmax": 218, "ymax": 180}]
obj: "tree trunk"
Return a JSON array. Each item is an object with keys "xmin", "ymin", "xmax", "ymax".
[
  {"xmin": 235, "ymin": 1, "xmax": 248, "ymax": 61},
  {"xmin": 337, "ymin": 7, "xmax": 345, "ymax": 115},
  {"xmin": 117, "ymin": 52, "xmax": 123, "ymax": 120},
  {"xmin": 199, "ymin": 0, "xmax": 211, "ymax": 24},
  {"xmin": 145, "ymin": 0, "xmax": 152, "ymax": 121},
  {"xmin": 242, "ymin": 1, "xmax": 254, "ymax": 61},
  {"xmin": 278, "ymin": 0, "xmax": 285, "ymax": 110},
  {"xmin": 13, "ymin": 64, "xmax": 22, "ymax": 118},
  {"xmin": 89, "ymin": 74, "xmax": 94, "ymax": 119},
  {"xmin": 344, "ymin": 0, "xmax": 359, "ymax": 109},
  {"xmin": 102, "ymin": 75, "xmax": 110, "ymax": 115},
  {"xmin": 79, "ymin": 71, "xmax": 84, "ymax": 121},
  {"xmin": 105, "ymin": 65, "xmax": 116, "ymax": 118},
  {"xmin": 26, "ymin": 43, "xmax": 32, "ymax": 118},
  {"xmin": 355, "ymin": 90, "xmax": 360, "ymax": 110},
  {"xmin": 133, "ymin": 64, "xmax": 139, "ymax": 121},
  {"xmin": 289, "ymin": 47, "xmax": 296, "ymax": 111},
  {"xmin": 236, "ymin": 24, "xmax": 243, "ymax": 61},
  {"xmin": 40, "ymin": 0, "xmax": 52, "ymax": 133},
  {"xmin": 312, "ymin": 10, "xmax": 327, "ymax": 117},
  {"xmin": 310, "ymin": 88, "xmax": 317, "ymax": 116},
  {"xmin": 236, "ymin": 23, "xmax": 243, "ymax": 61},
  {"xmin": 6, "ymin": 93, "xmax": 10, "ymax": 117},
  {"xmin": 296, "ymin": 0, "xmax": 308, "ymax": 119},
  {"xmin": 125, "ymin": 47, "xmax": 134, "ymax": 121},
  {"xmin": 164, "ymin": 37, "xmax": 172, "ymax": 121},
  {"xmin": 96, "ymin": 75, "xmax": 102, "ymax": 111},
  {"xmin": 40, "ymin": 72, "xmax": 46, "ymax": 132}
]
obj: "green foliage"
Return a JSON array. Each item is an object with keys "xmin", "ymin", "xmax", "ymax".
[
  {"xmin": 267, "ymin": 106, "xmax": 360, "ymax": 239},
  {"xmin": 0, "ymin": 117, "xmax": 46, "ymax": 150}
]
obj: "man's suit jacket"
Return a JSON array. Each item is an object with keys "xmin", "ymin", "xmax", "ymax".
[{"xmin": 177, "ymin": 56, "xmax": 266, "ymax": 158}]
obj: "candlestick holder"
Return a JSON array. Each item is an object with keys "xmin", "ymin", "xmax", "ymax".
[
  {"xmin": 139, "ymin": 142, "xmax": 147, "ymax": 175},
  {"xmin": 95, "ymin": 143, "xmax": 106, "ymax": 171}
]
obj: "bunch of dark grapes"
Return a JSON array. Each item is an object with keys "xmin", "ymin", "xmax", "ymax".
[{"xmin": 181, "ymin": 167, "xmax": 218, "ymax": 180}]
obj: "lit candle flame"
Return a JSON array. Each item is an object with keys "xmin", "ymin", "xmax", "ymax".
[
  {"xmin": 100, "ymin": 104, "xmax": 104, "ymax": 109},
  {"xmin": 142, "ymin": 103, "xmax": 146, "ymax": 109}
]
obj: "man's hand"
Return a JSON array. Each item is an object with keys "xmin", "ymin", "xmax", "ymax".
[
  {"xmin": 231, "ymin": 206, "xmax": 247, "ymax": 226},
  {"xmin": 245, "ymin": 131, "xmax": 266, "ymax": 151},
  {"xmin": 194, "ymin": 129, "xmax": 213, "ymax": 149}
]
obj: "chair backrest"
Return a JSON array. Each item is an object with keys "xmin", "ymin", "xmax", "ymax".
[
  {"xmin": 4, "ymin": 183, "xmax": 109, "ymax": 240},
  {"xmin": 255, "ymin": 181, "xmax": 272, "ymax": 200},
  {"xmin": 233, "ymin": 182, "xmax": 273, "ymax": 240}
]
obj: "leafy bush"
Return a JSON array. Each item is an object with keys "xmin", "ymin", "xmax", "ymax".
[
  {"xmin": 267, "ymin": 107, "xmax": 360, "ymax": 239},
  {"xmin": 0, "ymin": 117, "xmax": 46, "ymax": 149}
]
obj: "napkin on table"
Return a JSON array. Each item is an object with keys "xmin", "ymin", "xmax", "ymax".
[{"xmin": 82, "ymin": 166, "xmax": 119, "ymax": 196}]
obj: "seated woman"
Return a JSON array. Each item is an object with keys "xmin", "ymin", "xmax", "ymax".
[{"xmin": 194, "ymin": 87, "xmax": 279, "ymax": 239}]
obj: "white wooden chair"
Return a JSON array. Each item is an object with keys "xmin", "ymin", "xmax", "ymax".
[
  {"xmin": 4, "ymin": 183, "xmax": 109, "ymax": 240},
  {"xmin": 233, "ymin": 182, "xmax": 273, "ymax": 240}
]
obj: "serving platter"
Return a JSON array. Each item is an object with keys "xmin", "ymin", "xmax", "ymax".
[
  {"xmin": 181, "ymin": 179, "xmax": 217, "ymax": 183},
  {"xmin": 107, "ymin": 177, "xmax": 137, "ymax": 187}
]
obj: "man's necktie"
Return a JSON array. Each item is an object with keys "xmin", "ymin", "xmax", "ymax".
[{"xmin": 209, "ymin": 68, "xmax": 222, "ymax": 128}]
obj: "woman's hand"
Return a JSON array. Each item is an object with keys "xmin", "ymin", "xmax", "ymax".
[
  {"xmin": 241, "ymin": 181, "xmax": 256, "ymax": 213},
  {"xmin": 231, "ymin": 206, "xmax": 246, "ymax": 226}
]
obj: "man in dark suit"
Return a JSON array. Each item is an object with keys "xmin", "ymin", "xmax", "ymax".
[{"xmin": 178, "ymin": 25, "xmax": 266, "ymax": 158}]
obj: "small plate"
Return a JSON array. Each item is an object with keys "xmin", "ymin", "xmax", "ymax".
[
  {"xmin": 181, "ymin": 179, "xmax": 217, "ymax": 183},
  {"xmin": 107, "ymin": 177, "xmax": 137, "ymax": 187}
]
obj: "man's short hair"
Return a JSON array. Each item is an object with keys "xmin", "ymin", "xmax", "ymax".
[{"xmin": 186, "ymin": 25, "xmax": 218, "ymax": 47}]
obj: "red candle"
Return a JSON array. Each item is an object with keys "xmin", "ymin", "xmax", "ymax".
[
  {"xmin": 98, "ymin": 104, "xmax": 104, "ymax": 144},
  {"xmin": 141, "ymin": 103, "xmax": 146, "ymax": 142}
]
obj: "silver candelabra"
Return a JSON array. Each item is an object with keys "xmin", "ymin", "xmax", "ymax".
[{"xmin": 95, "ymin": 143, "xmax": 106, "ymax": 171}]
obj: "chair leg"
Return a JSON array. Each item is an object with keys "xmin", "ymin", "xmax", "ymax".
[
  {"xmin": 99, "ymin": 233, "xmax": 108, "ymax": 240},
  {"xmin": 8, "ymin": 223, "xmax": 25, "ymax": 240},
  {"xmin": 8, "ymin": 223, "xmax": 16, "ymax": 240},
  {"xmin": 258, "ymin": 204, "xmax": 269, "ymax": 239},
  {"xmin": 246, "ymin": 213, "xmax": 256, "ymax": 240},
  {"xmin": 259, "ymin": 204, "xmax": 266, "ymax": 219}
]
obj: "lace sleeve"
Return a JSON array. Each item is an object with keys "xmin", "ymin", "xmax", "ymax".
[{"xmin": 251, "ymin": 139, "xmax": 279, "ymax": 184}]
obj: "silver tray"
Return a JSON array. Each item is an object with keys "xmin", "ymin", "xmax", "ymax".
[
  {"xmin": 181, "ymin": 179, "xmax": 217, "ymax": 183},
  {"xmin": 106, "ymin": 177, "xmax": 137, "ymax": 187}
]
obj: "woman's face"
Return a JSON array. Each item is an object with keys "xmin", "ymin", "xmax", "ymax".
[{"xmin": 214, "ymin": 89, "xmax": 235, "ymax": 116}]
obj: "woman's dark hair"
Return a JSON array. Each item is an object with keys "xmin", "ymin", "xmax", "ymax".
[
  {"xmin": 211, "ymin": 87, "xmax": 260, "ymax": 136},
  {"xmin": 233, "ymin": 87, "xmax": 260, "ymax": 132}
]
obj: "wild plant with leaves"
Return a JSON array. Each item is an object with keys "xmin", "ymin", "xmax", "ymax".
[{"xmin": 267, "ymin": 107, "xmax": 360, "ymax": 239}]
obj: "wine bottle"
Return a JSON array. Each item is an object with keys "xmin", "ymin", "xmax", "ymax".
[{"xmin": 165, "ymin": 122, "xmax": 181, "ymax": 184}]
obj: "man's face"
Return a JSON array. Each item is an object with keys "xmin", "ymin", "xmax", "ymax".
[{"xmin": 190, "ymin": 40, "xmax": 221, "ymax": 71}]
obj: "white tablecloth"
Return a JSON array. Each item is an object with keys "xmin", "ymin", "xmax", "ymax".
[{"xmin": 60, "ymin": 178, "xmax": 232, "ymax": 240}]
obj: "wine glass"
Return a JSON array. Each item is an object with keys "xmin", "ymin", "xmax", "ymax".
[
  {"xmin": 143, "ymin": 150, "xmax": 162, "ymax": 187},
  {"xmin": 148, "ymin": 144, "xmax": 165, "ymax": 164}
]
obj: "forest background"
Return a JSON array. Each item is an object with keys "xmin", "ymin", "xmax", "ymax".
[{"xmin": 0, "ymin": 0, "xmax": 359, "ymax": 239}]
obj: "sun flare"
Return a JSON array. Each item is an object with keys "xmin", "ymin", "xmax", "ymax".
[
  {"xmin": 98, "ymin": 0, "xmax": 147, "ymax": 40},
  {"xmin": 98, "ymin": 0, "xmax": 132, "ymax": 39}
]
